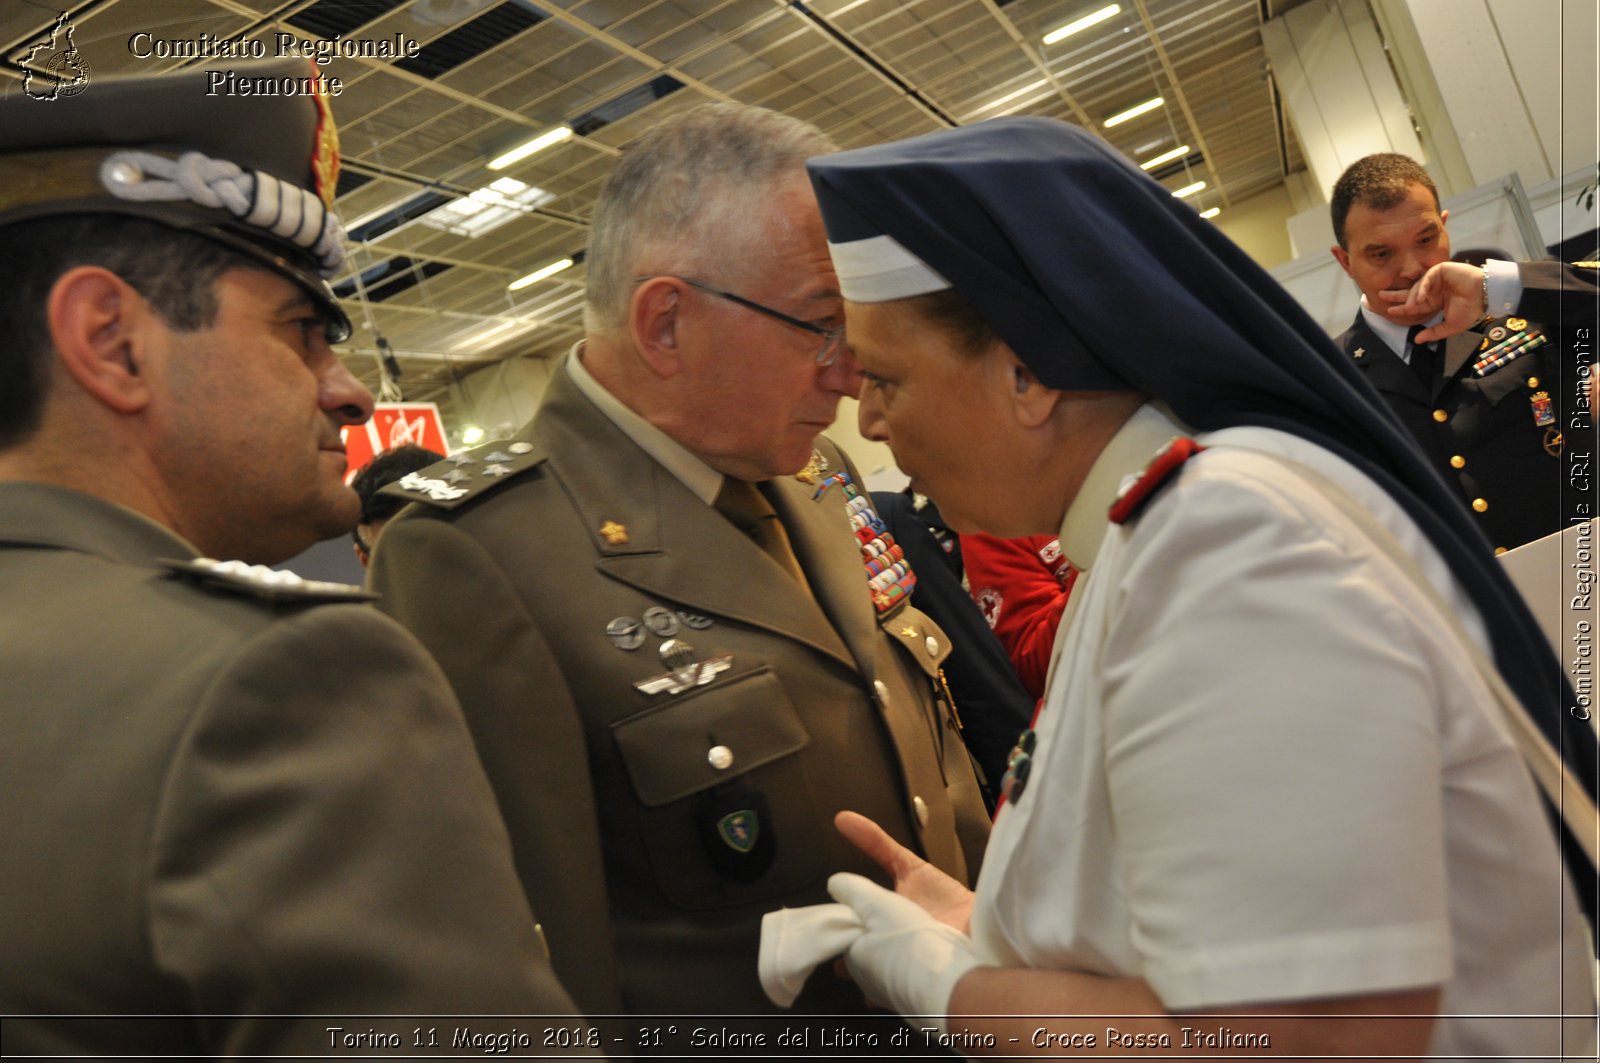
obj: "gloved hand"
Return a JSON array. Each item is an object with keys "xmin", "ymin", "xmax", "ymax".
[
  {"xmin": 827, "ymin": 872, "xmax": 987, "ymax": 1033},
  {"xmin": 758, "ymin": 903, "xmax": 863, "ymax": 1008}
]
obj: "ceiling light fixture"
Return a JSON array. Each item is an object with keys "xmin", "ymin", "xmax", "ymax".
[
  {"xmin": 966, "ymin": 77, "xmax": 1049, "ymax": 119},
  {"xmin": 487, "ymin": 125, "xmax": 573, "ymax": 171},
  {"xmin": 1139, "ymin": 144, "xmax": 1190, "ymax": 170},
  {"xmin": 1043, "ymin": 4, "xmax": 1120, "ymax": 44},
  {"xmin": 420, "ymin": 178, "xmax": 556, "ymax": 239},
  {"xmin": 1172, "ymin": 180, "xmax": 1207, "ymax": 198},
  {"xmin": 451, "ymin": 316, "xmax": 540, "ymax": 352},
  {"xmin": 461, "ymin": 426, "xmax": 486, "ymax": 445},
  {"xmin": 508, "ymin": 258, "xmax": 575, "ymax": 292},
  {"xmin": 1103, "ymin": 96, "xmax": 1164, "ymax": 127},
  {"xmin": 1199, "ymin": 207, "xmax": 1221, "ymax": 219}
]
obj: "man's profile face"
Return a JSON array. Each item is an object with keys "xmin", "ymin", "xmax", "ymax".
[
  {"xmin": 155, "ymin": 266, "xmax": 373, "ymax": 563},
  {"xmin": 668, "ymin": 176, "xmax": 862, "ymax": 481},
  {"xmin": 1331, "ymin": 182, "xmax": 1451, "ymax": 313}
]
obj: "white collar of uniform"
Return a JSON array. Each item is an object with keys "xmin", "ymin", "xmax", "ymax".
[
  {"xmin": 1358, "ymin": 297, "xmax": 1442, "ymax": 362},
  {"xmin": 565, "ymin": 343, "xmax": 724, "ymax": 505},
  {"xmin": 1057, "ymin": 401, "xmax": 1192, "ymax": 572}
]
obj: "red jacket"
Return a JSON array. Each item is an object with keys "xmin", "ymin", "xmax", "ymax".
[{"xmin": 962, "ymin": 533, "xmax": 1077, "ymax": 702}]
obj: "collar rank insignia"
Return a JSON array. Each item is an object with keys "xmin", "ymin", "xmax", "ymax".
[
  {"xmin": 599, "ymin": 520, "xmax": 630, "ymax": 545},
  {"xmin": 1109, "ymin": 436, "xmax": 1205, "ymax": 525}
]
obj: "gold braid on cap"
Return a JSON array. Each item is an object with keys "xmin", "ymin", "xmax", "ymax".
[{"xmin": 98, "ymin": 149, "xmax": 346, "ymax": 274}]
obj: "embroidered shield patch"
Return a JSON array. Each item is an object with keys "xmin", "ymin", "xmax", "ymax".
[{"xmin": 717, "ymin": 810, "xmax": 759, "ymax": 852}]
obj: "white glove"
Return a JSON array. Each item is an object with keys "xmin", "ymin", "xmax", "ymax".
[
  {"xmin": 827, "ymin": 872, "xmax": 986, "ymax": 1034},
  {"xmin": 758, "ymin": 903, "xmax": 863, "ymax": 1008}
]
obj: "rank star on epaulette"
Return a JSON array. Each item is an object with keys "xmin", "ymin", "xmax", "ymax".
[{"xmin": 599, "ymin": 520, "xmax": 630, "ymax": 545}]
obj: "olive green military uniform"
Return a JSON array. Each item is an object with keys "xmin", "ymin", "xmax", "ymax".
[
  {"xmin": 370, "ymin": 364, "xmax": 989, "ymax": 1023},
  {"xmin": 0, "ymin": 483, "xmax": 584, "ymax": 1057}
]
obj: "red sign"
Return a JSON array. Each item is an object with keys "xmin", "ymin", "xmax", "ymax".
[{"xmin": 341, "ymin": 402, "xmax": 450, "ymax": 483}]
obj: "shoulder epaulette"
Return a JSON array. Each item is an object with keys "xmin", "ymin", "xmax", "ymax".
[
  {"xmin": 160, "ymin": 558, "xmax": 374, "ymax": 603},
  {"xmin": 1109, "ymin": 436, "xmax": 1204, "ymax": 525},
  {"xmin": 378, "ymin": 439, "xmax": 546, "ymax": 511}
]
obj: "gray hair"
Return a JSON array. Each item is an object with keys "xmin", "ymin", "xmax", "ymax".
[{"xmin": 583, "ymin": 102, "xmax": 837, "ymax": 334}]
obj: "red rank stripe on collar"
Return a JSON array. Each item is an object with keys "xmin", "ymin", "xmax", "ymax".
[{"xmin": 1108, "ymin": 437, "xmax": 1205, "ymax": 526}]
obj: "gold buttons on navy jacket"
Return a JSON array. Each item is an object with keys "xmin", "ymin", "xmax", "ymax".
[
  {"xmin": 1472, "ymin": 498, "xmax": 1489, "ymax": 513},
  {"xmin": 1433, "ymin": 409, "xmax": 1449, "ymax": 423},
  {"xmin": 1450, "ymin": 455, "xmax": 1466, "ymax": 469}
]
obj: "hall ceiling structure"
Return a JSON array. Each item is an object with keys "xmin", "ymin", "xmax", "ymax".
[{"xmin": 2, "ymin": 0, "xmax": 1309, "ymax": 432}]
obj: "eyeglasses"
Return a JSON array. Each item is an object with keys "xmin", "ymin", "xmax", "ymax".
[{"xmin": 640, "ymin": 275, "xmax": 846, "ymax": 367}]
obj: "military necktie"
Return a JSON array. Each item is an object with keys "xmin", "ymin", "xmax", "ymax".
[
  {"xmin": 1405, "ymin": 323, "xmax": 1440, "ymax": 386},
  {"xmin": 714, "ymin": 478, "xmax": 813, "ymax": 594}
]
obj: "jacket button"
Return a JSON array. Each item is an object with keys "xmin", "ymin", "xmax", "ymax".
[
  {"xmin": 1472, "ymin": 498, "xmax": 1488, "ymax": 512},
  {"xmin": 912, "ymin": 796, "xmax": 930, "ymax": 827},
  {"xmin": 873, "ymin": 679, "xmax": 890, "ymax": 706},
  {"xmin": 1527, "ymin": 377, "xmax": 1540, "ymax": 388},
  {"xmin": 707, "ymin": 745, "xmax": 734, "ymax": 771},
  {"xmin": 1433, "ymin": 409, "xmax": 1449, "ymax": 423},
  {"xmin": 1450, "ymin": 455, "xmax": 1465, "ymax": 469}
]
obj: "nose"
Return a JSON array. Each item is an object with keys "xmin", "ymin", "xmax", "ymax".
[
  {"xmin": 321, "ymin": 356, "xmax": 375, "ymax": 427},
  {"xmin": 857, "ymin": 383, "xmax": 889, "ymax": 443},
  {"xmin": 1396, "ymin": 249, "xmax": 1427, "ymax": 284}
]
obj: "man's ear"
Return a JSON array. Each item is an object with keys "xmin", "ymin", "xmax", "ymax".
[
  {"xmin": 629, "ymin": 277, "xmax": 686, "ymax": 379},
  {"xmin": 1330, "ymin": 245, "xmax": 1352, "ymax": 276},
  {"xmin": 46, "ymin": 266, "xmax": 156, "ymax": 414},
  {"xmin": 1003, "ymin": 346, "xmax": 1062, "ymax": 429}
]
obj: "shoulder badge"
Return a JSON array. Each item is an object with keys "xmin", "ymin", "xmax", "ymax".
[
  {"xmin": 1109, "ymin": 436, "xmax": 1204, "ymax": 526},
  {"xmin": 160, "ymin": 558, "xmax": 373, "ymax": 603},
  {"xmin": 379, "ymin": 439, "xmax": 545, "ymax": 511}
]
